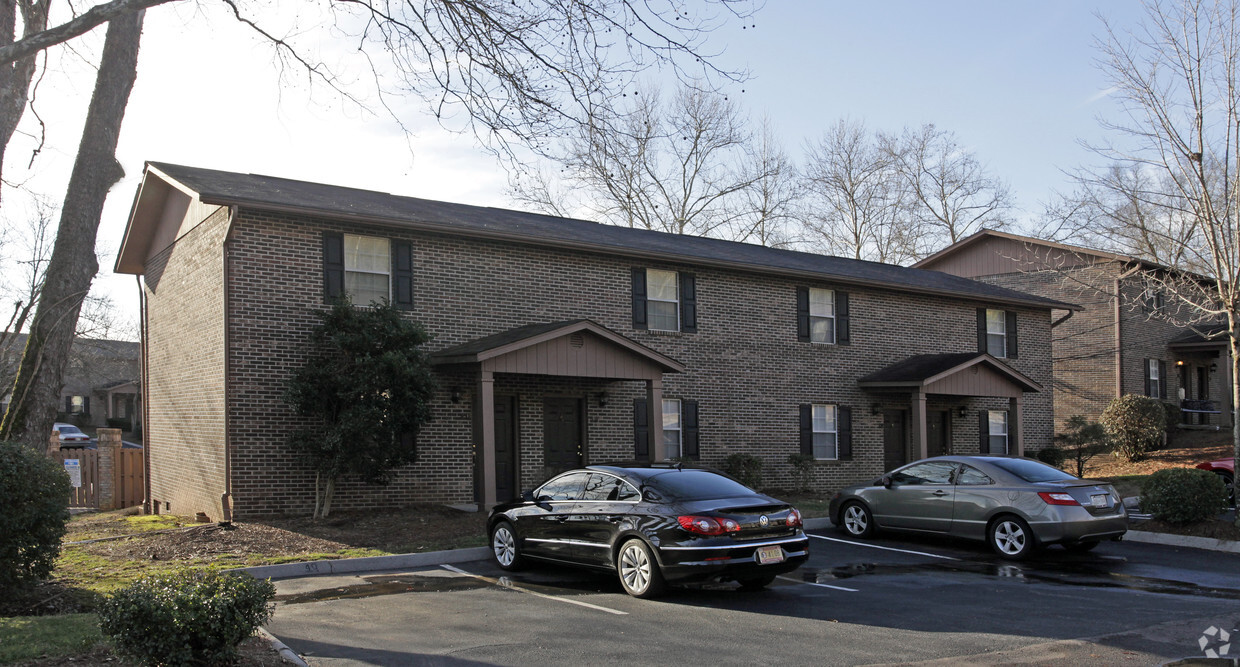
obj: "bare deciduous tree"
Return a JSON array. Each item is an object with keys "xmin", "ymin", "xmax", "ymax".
[{"xmin": 1087, "ymin": 0, "xmax": 1240, "ymax": 524}]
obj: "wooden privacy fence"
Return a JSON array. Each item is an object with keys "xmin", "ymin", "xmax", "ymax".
[{"xmin": 49, "ymin": 428, "xmax": 144, "ymax": 510}]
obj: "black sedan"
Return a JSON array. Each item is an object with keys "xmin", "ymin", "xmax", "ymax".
[{"xmin": 487, "ymin": 464, "xmax": 809, "ymax": 598}]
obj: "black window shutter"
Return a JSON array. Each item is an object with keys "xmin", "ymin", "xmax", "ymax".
[
  {"xmin": 799, "ymin": 404, "xmax": 813, "ymax": 456},
  {"xmin": 682, "ymin": 399, "xmax": 700, "ymax": 459},
  {"xmin": 796, "ymin": 287, "xmax": 810, "ymax": 342},
  {"xmin": 679, "ymin": 273, "xmax": 697, "ymax": 333},
  {"xmin": 1144, "ymin": 359, "xmax": 1152, "ymax": 397},
  {"xmin": 1159, "ymin": 360, "xmax": 1168, "ymax": 399},
  {"xmin": 65, "ymin": 395, "xmax": 72, "ymax": 413},
  {"xmin": 1005, "ymin": 311, "xmax": 1018, "ymax": 358},
  {"xmin": 323, "ymin": 232, "xmax": 345, "ymax": 302},
  {"xmin": 838, "ymin": 406, "xmax": 852, "ymax": 459},
  {"xmin": 979, "ymin": 411, "xmax": 989, "ymax": 453},
  {"xmin": 84, "ymin": 396, "xmax": 90, "ymax": 416},
  {"xmin": 633, "ymin": 399, "xmax": 649, "ymax": 461},
  {"xmin": 631, "ymin": 269, "xmax": 648, "ymax": 330},
  {"xmin": 837, "ymin": 291, "xmax": 851, "ymax": 345},
  {"xmin": 1007, "ymin": 411, "xmax": 1016, "ymax": 455},
  {"xmin": 391, "ymin": 240, "xmax": 413, "ymax": 310},
  {"xmin": 977, "ymin": 308, "xmax": 988, "ymax": 353}
]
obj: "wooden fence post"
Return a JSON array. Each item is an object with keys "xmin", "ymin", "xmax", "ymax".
[{"xmin": 98, "ymin": 428, "xmax": 122, "ymax": 511}]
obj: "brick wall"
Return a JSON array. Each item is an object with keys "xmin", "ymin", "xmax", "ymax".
[
  {"xmin": 208, "ymin": 210, "xmax": 1055, "ymax": 518},
  {"xmin": 143, "ymin": 207, "xmax": 230, "ymax": 519}
]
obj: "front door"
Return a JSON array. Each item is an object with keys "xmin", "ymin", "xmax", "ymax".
[
  {"xmin": 494, "ymin": 396, "xmax": 517, "ymax": 503},
  {"xmin": 927, "ymin": 410, "xmax": 949, "ymax": 458},
  {"xmin": 543, "ymin": 397, "xmax": 583, "ymax": 478},
  {"xmin": 883, "ymin": 410, "xmax": 907, "ymax": 471}
]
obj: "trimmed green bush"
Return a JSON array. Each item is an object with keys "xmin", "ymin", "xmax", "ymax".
[
  {"xmin": 787, "ymin": 453, "xmax": 815, "ymax": 493},
  {"xmin": 0, "ymin": 441, "xmax": 71, "ymax": 593},
  {"xmin": 1034, "ymin": 446, "xmax": 1066, "ymax": 469},
  {"xmin": 1140, "ymin": 468, "xmax": 1228, "ymax": 524},
  {"xmin": 724, "ymin": 453, "xmax": 763, "ymax": 489},
  {"xmin": 1100, "ymin": 394, "xmax": 1165, "ymax": 461},
  {"xmin": 99, "ymin": 569, "xmax": 275, "ymax": 666}
]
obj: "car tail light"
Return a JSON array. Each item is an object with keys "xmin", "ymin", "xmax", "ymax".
[
  {"xmin": 677, "ymin": 515, "xmax": 740, "ymax": 536},
  {"xmin": 787, "ymin": 508, "xmax": 803, "ymax": 528},
  {"xmin": 1038, "ymin": 491, "xmax": 1080, "ymax": 506}
]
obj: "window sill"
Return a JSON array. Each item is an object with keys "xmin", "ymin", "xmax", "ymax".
[{"xmin": 645, "ymin": 328, "xmax": 686, "ymax": 336}]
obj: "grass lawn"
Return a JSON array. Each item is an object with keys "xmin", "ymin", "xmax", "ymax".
[{"xmin": 0, "ymin": 614, "xmax": 104, "ymax": 664}]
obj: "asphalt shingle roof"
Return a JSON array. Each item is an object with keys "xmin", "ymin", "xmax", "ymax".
[{"xmin": 147, "ymin": 162, "xmax": 1077, "ymax": 311}]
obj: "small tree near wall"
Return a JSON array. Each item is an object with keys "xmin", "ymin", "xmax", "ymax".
[
  {"xmin": 1100, "ymin": 395, "xmax": 1165, "ymax": 463},
  {"xmin": 284, "ymin": 299, "xmax": 437, "ymax": 519}
]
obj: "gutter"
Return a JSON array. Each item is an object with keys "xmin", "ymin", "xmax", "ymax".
[
  {"xmin": 219, "ymin": 206, "xmax": 238, "ymax": 523},
  {"xmin": 138, "ymin": 276, "xmax": 151, "ymax": 515}
]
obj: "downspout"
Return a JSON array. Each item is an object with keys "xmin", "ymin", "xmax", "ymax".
[
  {"xmin": 138, "ymin": 276, "xmax": 151, "ymax": 515},
  {"xmin": 1051, "ymin": 310, "xmax": 1075, "ymax": 328},
  {"xmin": 219, "ymin": 206, "xmax": 238, "ymax": 524},
  {"xmin": 1114, "ymin": 265, "xmax": 1144, "ymax": 398}
]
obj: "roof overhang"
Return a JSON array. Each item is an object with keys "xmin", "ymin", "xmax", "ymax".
[{"xmin": 857, "ymin": 353, "xmax": 1042, "ymax": 396}]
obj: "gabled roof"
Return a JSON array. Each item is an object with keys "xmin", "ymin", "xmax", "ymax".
[
  {"xmin": 912, "ymin": 228, "xmax": 1169, "ymax": 272},
  {"xmin": 431, "ymin": 319, "xmax": 685, "ymax": 373},
  {"xmin": 1168, "ymin": 323, "xmax": 1230, "ymax": 349},
  {"xmin": 857, "ymin": 352, "xmax": 1043, "ymax": 393},
  {"xmin": 116, "ymin": 163, "xmax": 1078, "ymax": 312}
]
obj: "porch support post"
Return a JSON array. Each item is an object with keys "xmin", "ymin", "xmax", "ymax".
[
  {"xmin": 911, "ymin": 388, "xmax": 928, "ymax": 460},
  {"xmin": 1010, "ymin": 395, "xmax": 1024, "ymax": 456},
  {"xmin": 1223, "ymin": 354, "xmax": 1235, "ymax": 428},
  {"xmin": 647, "ymin": 377, "xmax": 665, "ymax": 461},
  {"xmin": 478, "ymin": 370, "xmax": 497, "ymax": 509}
]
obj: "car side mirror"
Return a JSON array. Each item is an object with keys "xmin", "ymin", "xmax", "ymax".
[
  {"xmin": 521, "ymin": 490, "xmax": 535, "ymax": 502},
  {"xmin": 880, "ymin": 475, "xmax": 893, "ymax": 489}
]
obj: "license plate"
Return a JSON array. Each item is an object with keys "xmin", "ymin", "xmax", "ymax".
[
  {"xmin": 755, "ymin": 545, "xmax": 785, "ymax": 565},
  {"xmin": 1090, "ymin": 494, "xmax": 1108, "ymax": 508}
]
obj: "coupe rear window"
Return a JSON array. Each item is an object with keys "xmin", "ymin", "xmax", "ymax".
[
  {"xmin": 645, "ymin": 470, "xmax": 756, "ymax": 500},
  {"xmin": 989, "ymin": 458, "xmax": 1078, "ymax": 483}
]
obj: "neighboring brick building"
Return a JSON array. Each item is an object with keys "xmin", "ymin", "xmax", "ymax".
[
  {"xmin": 115, "ymin": 163, "xmax": 1072, "ymax": 520},
  {"xmin": 1, "ymin": 334, "xmax": 141, "ymax": 431},
  {"xmin": 915, "ymin": 229, "xmax": 1234, "ymax": 432}
]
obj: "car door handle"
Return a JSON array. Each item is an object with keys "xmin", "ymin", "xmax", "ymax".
[{"xmin": 931, "ymin": 490, "xmax": 949, "ymax": 497}]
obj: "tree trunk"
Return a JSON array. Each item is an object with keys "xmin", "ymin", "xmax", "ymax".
[
  {"xmin": 321, "ymin": 476, "xmax": 336, "ymax": 519},
  {"xmin": 0, "ymin": 10, "xmax": 144, "ymax": 449},
  {"xmin": 1231, "ymin": 316, "xmax": 1239, "ymax": 528},
  {"xmin": 0, "ymin": 0, "xmax": 50, "ymax": 189},
  {"xmin": 313, "ymin": 470, "xmax": 323, "ymax": 519}
]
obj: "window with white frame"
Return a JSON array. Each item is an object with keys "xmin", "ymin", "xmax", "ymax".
[
  {"xmin": 344, "ymin": 234, "xmax": 391, "ymax": 304},
  {"xmin": 662, "ymin": 398, "xmax": 682, "ymax": 458},
  {"xmin": 987, "ymin": 410, "xmax": 1008, "ymax": 455},
  {"xmin": 70, "ymin": 395, "xmax": 86, "ymax": 415},
  {"xmin": 812, "ymin": 404, "xmax": 839, "ymax": 460},
  {"xmin": 647, "ymin": 269, "xmax": 679, "ymax": 332},
  {"xmin": 986, "ymin": 309, "xmax": 1007, "ymax": 358},
  {"xmin": 1148, "ymin": 359, "xmax": 1161, "ymax": 398},
  {"xmin": 809, "ymin": 288, "xmax": 836, "ymax": 344}
]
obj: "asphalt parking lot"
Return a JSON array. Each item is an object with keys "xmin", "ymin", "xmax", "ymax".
[{"xmin": 265, "ymin": 529, "xmax": 1240, "ymax": 666}]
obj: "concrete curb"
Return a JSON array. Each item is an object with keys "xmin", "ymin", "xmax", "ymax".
[
  {"xmin": 229, "ymin": 546, "xmax": 492, "ymax": 581},
  {"xmin": 803, "ymin": 517, "xmax": 833, "ymax": 531},
  {"xmin": 256, "ymin": 627, "xmax": 308, "ymax": 667},
  {"xmin": 1124, "ymin": 529, "xmax": 1240, "ymax": 554}
]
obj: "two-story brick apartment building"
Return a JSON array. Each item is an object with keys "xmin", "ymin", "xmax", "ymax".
[
  {"xmin": 915, "ymin": 229, "xmax": 1234, "ymax": 431},
  {"xmin": 115, "ymin": 163, "xmax": 1072, "ymax": 520}
]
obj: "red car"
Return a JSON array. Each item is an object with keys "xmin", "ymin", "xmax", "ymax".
[{"xmin": 1196, "ymin": 458, "xmax": 1235, "ymax": 507}]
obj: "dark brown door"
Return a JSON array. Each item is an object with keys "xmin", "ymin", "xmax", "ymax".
[
  {"xmin": 927, "ymin": 410, "xmax": 949, "ymax": 458},
  {"xmin": 543, "ymin": 398, "xmax": 582, "ymax": 478},
  {"xmin": 883, "ymin": 409, "xmax": 907, "ymax": 471},
  {"xmin": 494, "ymin": 396, "xmax": 517, "ymax": 502}
]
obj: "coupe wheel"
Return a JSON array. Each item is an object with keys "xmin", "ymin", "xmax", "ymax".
[
  {"xmin": 989, "ymin": 515, "xmax": 1035, "ymax": 560},
  {"xmin": 1218, "ymin": 471, "xmax": 1235, "ymax": 508},
  {"xmin": 490, "ymin": 521, "xmax": 525, "ymax": 571},
  {"xmin": 839, "ymin": 501, "xmax": 874, "ymax": 538},
  {"xmin": 617, "ymin": 539, "xmax": 665, "ymax": 598},
  {"xmin": 737, "ymin": 574, "xmax": 776, "ymax": 591}
]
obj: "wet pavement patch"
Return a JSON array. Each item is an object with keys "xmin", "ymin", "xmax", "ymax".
[{"xmin": 274, "ymin": 574, "xmax": 490, "ymax": 604}]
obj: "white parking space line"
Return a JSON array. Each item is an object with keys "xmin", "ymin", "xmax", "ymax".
[
  {"xmin": 776, "ymin": 575, "xmax": 858, "ymax": 592},
  {"xmin": 439, "ymin": 564, "xmax": 628, "ymax": 615},
  {"xmin": 809, "ymin": 534, "xmax": 961, "ymax": 561}
]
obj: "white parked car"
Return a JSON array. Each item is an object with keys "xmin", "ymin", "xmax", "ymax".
[{"xmin": 54, "ymin": 422, "xmax": 91, "ymax": 447}]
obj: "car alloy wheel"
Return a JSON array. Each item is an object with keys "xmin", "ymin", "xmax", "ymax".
[
  {"xmin": 617, "ymin": 538, "xmax": 664, "ymax": 598},
  {"xmin": 841, "ymin": 501, "xmax": 874, "ymax": 538},
  {"xmin": 1219, "ymin": 472, "xmax": 1235, "ymax": 508},
  {"xmin": 989, "ymin": 516, "xmax": 1034, "ymax": 560},
  {"xmin": 490, "ymin": 521, "xmax": 524, "ymax": 571}
]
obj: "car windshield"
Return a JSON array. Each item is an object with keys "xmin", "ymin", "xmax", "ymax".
[
  {"xmin": 989, "ymin": 458, "xmax": 1079, "ymax": 483},
  {"xmin": 645, "ymin": 470, "xmax": 756, "ymax": 500},
  {"xmin": 56, "ymin": 425, "xmax": 84, "ymax": 436}
]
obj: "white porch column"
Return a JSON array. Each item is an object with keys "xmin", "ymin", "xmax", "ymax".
[
  {"xmin": 1010, "ymin": 395, "xmax": 1024, "ymax": 456},
  {"xmin": 647, "ymin": 377, "xmax": 665, "ymax": 461},
  {"xmin": 478, "ymin": 370, "xmax": 497, "ymax": 508},
  {"xmin": 911, "ymin": 388, "xmax": 928, "ymax": 460}
]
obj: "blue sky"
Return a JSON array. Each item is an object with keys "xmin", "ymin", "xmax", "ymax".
[{"xmin": 3, "ymin": 1, "xmax": 1152, "ymax": 331}]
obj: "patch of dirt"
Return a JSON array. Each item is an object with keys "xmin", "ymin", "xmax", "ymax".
[
  {"xmin": 80, "ymin": 523, "xmax": 351, "ymax": 562},
  {"xmin": 0, "ymin": 580, "xmax": 94, "ymax": 617},
  {"xmin": 1082, "ymin": 430, "xmax": 1233, "ymax": 478},
  {"xmin": 10, "ymin": 635, "xmax": 289, "ymax": 667},
  {"xmin": 264, "ymin": 503, "xmax": 488, "ymax": 554},
  {"xmin": 1132, "ymin": 517, "xmax": 1240, "ymax": 541}
]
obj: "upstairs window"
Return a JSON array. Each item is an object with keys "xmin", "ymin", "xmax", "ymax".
[
  {"xmin": 797, "ymin": 287, "xmax": 850, "ymax": 344},
  {"xmin": 631, "ymin": 268, "xmax": 696, "ymax": 333},
  {"xmin": 809, "ymin": 288, "xmax": 836, "ymax": 344},
  {"xmin": 977, "ymin": 308, "xmax": 1017, "ymax": 358},
  {"xmin": 323, "ymin": 232, "xmax": 414, "ymax": 309}
]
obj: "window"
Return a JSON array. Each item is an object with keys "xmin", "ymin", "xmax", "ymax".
[
  {"xmin": 811, "ymin": 404, "xmax": 838, "ymax": 460},
  {"xmin": 536, "ymin": 472, "xmax": 590, "ymax": 501},
  {"xmin": 957, "ymin": 465, "xmax": 992, "ymax": 485},
  {"xmin": 663, "ymin": 398, "xmax": 682, "ymax": 459},
  {"xmin": 808, "ymin": 288, "xmax": 835, "ymax": 344},
  {"xmin": 1146, "ymin": 358, "xmax": 1165, "ymax": 398},
  {"xmin": 343, "ymin": 234, "xmax": 391, "ymax": 304},
  {"xmin": 647, "ymin": 269, "xmax": 679, "ymax": 332},
  {"xmin": 987, "ymin": 410, "xmax": 1008, "ymax": 455},
  {"xmin": 581, "ymin": 473, "xmax": 639, "ymax": 502},
  {"xmin": 891, "ymin": 461, "xmax": 956, "ymax": 485},
  {"xmin": 986, "ymin": 309, "xmax": 1007, "ymax": 358},
  {"xmin": 69, "ymin": 395, "xmax": 86, "ymax": 415}
]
